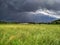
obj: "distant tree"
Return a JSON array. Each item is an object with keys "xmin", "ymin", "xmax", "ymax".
[
  {"xmin": 51, "ymin": 19, "xmax": 60, "ymax": 24},
  {"xmin": 28, "ymin": 22, "xmax": 36, "ymax": 24},
  {"xmin": 0, "ymin": 21, "xmax": 6, "ymax": 24}
]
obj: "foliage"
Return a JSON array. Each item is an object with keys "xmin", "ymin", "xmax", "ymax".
[
  {"xmin": 0, "ymin": 19, "xmax": 60, "ymax": 24},
  {"xmin": 51, "ymin": 19, "xmax": 60, "ymax": 24}
]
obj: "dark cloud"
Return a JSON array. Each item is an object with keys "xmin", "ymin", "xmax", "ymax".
[
  {"xmin": 0, "ymin": 0, "xmax": 60, "ymax": 12},
  {"xmin": 1, "ymin": 0, "xmax": 60, "ymax": 12},
  {"xmin": 0, "ymin": 0, "xmax": 60, "ymax": 22}
]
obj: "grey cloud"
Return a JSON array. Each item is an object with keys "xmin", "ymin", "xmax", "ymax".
[
  {"xmin": 0, "ymin": 0, "xmax": 60, "ymax": 22},
  {"xmin": 0, "ymin": 0, "xmax": 60, "ymax": 12}
]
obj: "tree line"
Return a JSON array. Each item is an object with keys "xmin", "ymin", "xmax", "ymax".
[{"xmin": 0, "ymin": 19, "xmax": 60, "ymax": 24}]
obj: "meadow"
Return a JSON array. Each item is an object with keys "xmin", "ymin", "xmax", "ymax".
[{"xmin": 0, "ymin": 24, "xmax": 60, "ymax": 45}]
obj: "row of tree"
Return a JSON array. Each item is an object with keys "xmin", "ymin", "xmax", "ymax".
[
  {"xmin": 0, "ymin": 21, "xmax": 20, "ymax": 24},
  {"xmin": 0, "ymin": 19, "xmax": 60, "ymax": 24}
]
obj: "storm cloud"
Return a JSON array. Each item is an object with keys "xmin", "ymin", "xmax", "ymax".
[
  {"xmin": 0, "ymin": 0, "xmax": 60, "ymax": 11},
  {"xmin": 0, "ymin": 0, "xmax": 60, "ymax": 22}
]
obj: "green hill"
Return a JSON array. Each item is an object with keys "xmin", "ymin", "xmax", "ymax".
[{"xmin": 51, "ymin": 19, "xmax": 60, "ymax": 24}]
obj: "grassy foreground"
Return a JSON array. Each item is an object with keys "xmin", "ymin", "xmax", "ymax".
[{"xmin": 0, "ymin": 24, "xmax": 60, "ymax": 45}]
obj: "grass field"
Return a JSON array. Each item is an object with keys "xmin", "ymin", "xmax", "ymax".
[{"xmin": 0, "ymin": 24, "xmax": 60, "ymax": 45}]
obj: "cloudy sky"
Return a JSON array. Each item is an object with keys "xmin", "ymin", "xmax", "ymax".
[{"xmin": 0, "ymin": 0, "xmax": 60, "ymax": 22}]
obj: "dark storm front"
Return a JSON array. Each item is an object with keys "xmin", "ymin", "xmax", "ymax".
[{"xmin": 0, "ymin": 0, "xmax": 60, "ymax": 23}]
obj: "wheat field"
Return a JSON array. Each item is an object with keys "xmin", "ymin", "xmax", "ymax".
[{"xmin": 0, "ymin": 24, "xmax": 60, "ymax": 45}]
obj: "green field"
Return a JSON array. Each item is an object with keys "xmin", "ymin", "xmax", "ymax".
[{"xmin": 0, "ymin": 24, "xmax": 60, "ymax": 45}]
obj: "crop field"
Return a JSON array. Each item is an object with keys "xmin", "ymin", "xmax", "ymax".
[{"xmin": 0, "ymin": 24, "xmax": 60, "ymax": 45}]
